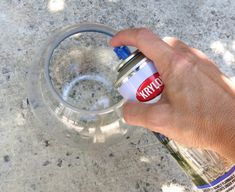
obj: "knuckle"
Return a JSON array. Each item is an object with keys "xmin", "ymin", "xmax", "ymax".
[
  {"xmin": 163, "ymin": 37, "xmax": 186, "ymax": 49},
  {"xmin": 171, "ymin": 37, "xmax": 179, "ymax": 42},
  {"xmin": 163, "ymin": 36, "xmax": 179, "ymax": 43},
  {"xmin": 136, "ymin": 27, "xmax": 152, "ymax": 39}
]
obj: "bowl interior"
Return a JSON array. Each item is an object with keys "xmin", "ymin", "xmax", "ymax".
[{"xmin": 49, "ymin": 32, "xmax": 123, "ymax": 112}]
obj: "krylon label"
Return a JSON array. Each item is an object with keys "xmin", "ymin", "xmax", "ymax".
[{"xmin": 136, "ymin": 72, "xmax": 164, "ymax": 102}]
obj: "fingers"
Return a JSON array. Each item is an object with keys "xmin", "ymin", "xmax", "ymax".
[
  {"xmin": 123, "ymin": 101, "xmax": 172, "ymax": 136},
  {"xmin": 110, "ymin": 28, "xmax": 176, "ymax": 76}
]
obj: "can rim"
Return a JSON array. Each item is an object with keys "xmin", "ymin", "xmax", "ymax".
[
  {"xmin": 115, "ymin": 56, "xmax": 148, "ymax": 88},
  {"xmin": 117, "ymin": 50, "xmax": 141, "ymax": 72}
]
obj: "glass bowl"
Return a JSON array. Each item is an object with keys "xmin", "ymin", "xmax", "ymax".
[{"xmin": 28, "ymin": 23, "xmax": 133, "ymax": 151}]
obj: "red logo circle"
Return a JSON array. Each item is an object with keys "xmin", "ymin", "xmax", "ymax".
[{"xmin": 136, "ymin": 73, "xmax": 164, "ymax": 102}]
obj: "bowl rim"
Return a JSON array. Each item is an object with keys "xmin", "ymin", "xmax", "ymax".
[{"xmin": 43, "ymin": 23, "xmax": 125, "ymax": 115}]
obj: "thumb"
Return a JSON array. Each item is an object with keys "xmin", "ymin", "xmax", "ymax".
[
  {"xmin": 110, "ymin": 28, "xmax": 175, "ymax": 78},
  {"xmin": 123, "ymin": 101, "xmax": 172, "ymax": 135}
]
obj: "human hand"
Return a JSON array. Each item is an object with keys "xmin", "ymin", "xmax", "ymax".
[{"xmin": 110, "ymin": 28, "xmax": 235, "ymax": 162}]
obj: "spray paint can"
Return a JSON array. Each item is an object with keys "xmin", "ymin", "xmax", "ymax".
[
  {"xmin": 114, "ymin": 49, "xmax": 164, "ymax": 103},
  {"xmin": 114, "ymin": 46, "xmax": 235, "ymax": 192}
]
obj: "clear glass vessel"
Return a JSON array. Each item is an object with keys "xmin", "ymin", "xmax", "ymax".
[{"xmin": 28, "ymin": 24, "xmax": 132, "ymax": 150}]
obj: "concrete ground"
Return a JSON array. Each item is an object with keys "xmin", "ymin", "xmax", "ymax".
[{"xmin": 0, "ymin": 0, "xmax": 235, "ymax": 192}]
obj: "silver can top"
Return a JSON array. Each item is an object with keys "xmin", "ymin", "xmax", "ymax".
[{"xmin": 115, "ymin": 50, "xmax": 147, "ymax": 88}]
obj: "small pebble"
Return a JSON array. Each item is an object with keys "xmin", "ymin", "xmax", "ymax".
[
  {"xmin": 21, "ymin": 98, "xmax": 29, "ymax": 109},
  {"xmin": 6, "ymin": 75, "xmax": 10, "ymax": 81},
  {"xmin": 57, "ymin": 159, "xmax": 63, "ymax": 167},
  {"xmin": 109, "ymin": 153, "xmax": 114, "ymax": 157},
  {"xmin": 29, "ymin": 24, "xmax": 34, "ymax": 29},
  {"xmin": 30, "ymin": 184, "xmax": 36, "ymax": 190},
  {"xmin": 63, "ymin": 17, "xmax": 68, "ymax": 22},
  {"xmin": 135, "ymin": 182, "xmax": 140, "ymax": 189},
  {"xmin": 42, "ymin": 160, "xmax": 50, "ymax": 166},
  {"xmin": 2, "ymin": 67, "xmax": 11, "ymax": 74},
  {"xmin": 3, "ymin": 155, "xmax": 10, "ymax": 162},
  {"xmin": 211, "ymin": 10, "xmax": 216, "ymax": 16},
  {"xmin": 44, "ymin": 140, "xmax": 50, "ymax": 147},
  {"xmin": 143, "ymin": 187, "xmax": 148, "ymax": 192}
]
